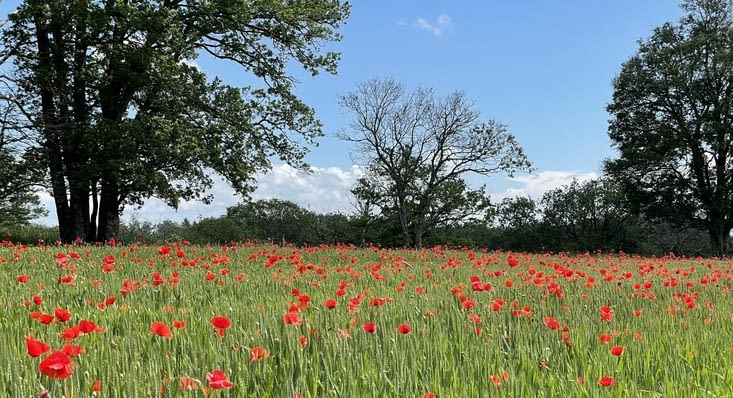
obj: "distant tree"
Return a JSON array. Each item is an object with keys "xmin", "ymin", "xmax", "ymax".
[
  {"xmin": 0, "ymin": 0, "xmax": 349, "ymax": 242},
  {"xmin": 340, "ymin": 78, "xmax": 531, "ymax": 248},
  {"xmin": 496, "ymin": 196, "xmax": 539, "ymax": 231},
  {"xmin": 605, "ymin": 0, "xmax": 733, "ymax": 254},
  {"xmin": 540, "ymin": 179, "xmax": 639, "ymax": 252},
  {"xmin": 0, "ymin": 106, "xmax": 45, "ymax": 227},
  {"xmin": 226, "ymin": 199, "xmax": 321, "ymax": 244}
]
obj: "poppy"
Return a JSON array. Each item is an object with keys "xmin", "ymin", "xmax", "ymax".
[
  {"xmin": 151, "ymin": 322, "xmax": 172, "ymax": 339},
  {"xmin": 211, "ymin": 316, "xmax": 232, "ymax": 336},
  {"xmin": 283, "ymin": 311, "xmax": 302, "ymax": 326},
  {"xmin": 78, "ymin": 319, "xmax": 97, "ymax": 334},
  {"xmin": 600, "ymin": 306, "xmax": 614, "ymax": 322},
  {"xmin": 363, "ymin": 322, "xmax": 377, "ymax": 334},
  {"xmin": 324, "ymin": 299, "xmax": 337, "ymax": 309},
  {"xmin": 249, "ymin": 346, "xmax": 269, "ymax": 363},
  {"xmin": 38, "ymin": 351, "xmax": 73, "ymax": 379},
  {"xmin": 62, "ymin": 343, "xmax": 84, "ymax": 357},
  {"xmin": 54, "ymin": 307, "xmax": 72, "ymax": 322},
  {"xmin": 25, "ymin": 336, "xmax": 50, "ymax": 357},
  {"xmin": 396, "ymin": 323, "xmax": 411, "ymax": 334},
  {"xmin": 543, "ymin": 316, "xmax": 560, "ymax": 330},
  {"xmin": 610, "ymin": 345, "xmax": 624, "ymax": 356},
  {"xmin": 91, "ymin": 379, "xmax": 101, "ymax": 395},
  {"xmin": 598, "ymin": 376, "xmax": 614, "ymax": 387},
  {"xmin": 206, "ymin": 369, "xmax": 233, "ymax": 390},
  {"xmin": 599, "ymin": 333, "xmax": 612, "ymax": 344},
  {"xmin": 32, "ymin": 295, "xmax": 43, "ymax": 306},
  {"xmin": 507, "ymin": 256, "xmax": 519, "ymax": 267},
  {"xmin": 16, "ymin": 274, "xmax": 29, "ymax": 283},
  {"xmin": 173, "ymin": 320, "xmax": 186, "ymax": 329}
]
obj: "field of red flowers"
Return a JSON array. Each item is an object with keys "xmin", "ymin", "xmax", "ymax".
[{"xmin": 2, "ymin": 241, "xmax": 733, "ymax": 397}]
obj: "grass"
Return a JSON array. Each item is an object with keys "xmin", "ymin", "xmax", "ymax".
[{"xmin": 1, "ymin": 242, "xmax": 733, "ymax": 397}]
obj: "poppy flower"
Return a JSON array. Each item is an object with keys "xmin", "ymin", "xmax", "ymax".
[
  {"xmin": 38, "ymin": 351, "xmax": 74, "ymax": 379},
  {"xmin": 283, "ymin": 311, "xmax": 302, "ymax": 326},
  {"xmin": 16, "ymin": 274, "xmax": 29, "ymax": 283},
  {"xmin": 324, "ymin": 299, "xmax": 337, "ymax": 309},
  {"xmin": 598, "ymin": 376, "xmax": 614, "ymax": 387},
  {"xmin": 600, "ymin": 306, "xmax": 614, "ymax": 322},
  {"xmin": 25, "ymin": 336, "xmax": 50, "ymax": 357},
  {"xmin": 62, "ymin": 343, "xmax": 84, "ymax": 357},
  {"xmin": 206, "ymin": 369, "xmax": 233, "ymax": 390},
  {"xmin": 249, "ymin": 346, "xmax": 269, "ymax": 363},
  {"xmin": 396, "ymin": 323, "xmax": 411, "ymax": 334},
  {"xmin": 543, "ymin": 316, "xmax": 560, "ymax": 330},
  {"xmin": 610, "ymin": 345, "xmax": 624, "ymax": 356},
  {"xmin": 54, "ymin": 307, "xmax": 72, "ymax": 322},
  {"xmin": 363, "ymin": 322, "xmax": 377, "ymax": 334},
  {"xmin": 173, "ymin": 320, "xmax": 186, "ymax": 329},
  {"xmin": 151, "ymin": 322, "xmax": 172, "ymax": 339},
  {"xmin": 507, "ymin": 256, "xmax": 519, "ymax": 267},
  {"xmin": 32, "ymin": 295, "xmax": 43, "ymax": 306},
  {"xmin": 179, "ymin": 376, "xmax": 201, "ymax": 391},
  {"xmin": 91, "ymin": 379, "xmax": 101, "ymax": 395},
  {"xmin": 78, "ymin": 319, "xmax": 98, "ymax": 334},
  {"xmin": 599, "ymin": 333, "xmax": 612, "ymax": 344},
  {"xmin": 211, "ymin": 316, "xmax": 232, "ymax": 336}
]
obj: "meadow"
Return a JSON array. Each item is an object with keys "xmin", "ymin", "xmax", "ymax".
[{"xmin": 2, "ymin": 240, "xmax": 733, "ymax": 397}]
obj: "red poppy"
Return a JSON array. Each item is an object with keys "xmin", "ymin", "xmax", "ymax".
[
  {"xmin": 396, "ymin": 323, "xmax": 411, "ymax": 334},
  {"xmin": 173, "ymin": 320, "xmax": 186, "ymax": 329},
  {"xmin": 283, "ymin": 311, "xmax": 302, "ymax": 326},
  {"xmin": 507, "ymin": 256, "xmax": 519, "ymax": 267},
  {"xmin": 206, "ymin": 369, "xmax": 233, "ymax": 390},
  {"xmin": 363, "ymin": 322, "xmax": 377, "ymax": 334},
  {"xmin": 91, "ymin": 379, "xmax": 101, "ymax": 395},
  {"xmin": 62, "ymin": 343, "xmax": 84, "ymax": 357},
  {"xmin": 599, "ymin": 333, "xmax": 612, "ymax": 344},
  {"xmin": 78, "ymin": 319, "xmax": 97, "ymax": 334},
  {"xmin": 490, "ymin": 374, "xmax": 502, "ymax": 388},
  {"xmin": 423, "ymin": 393, "xmax": 436, "ymax": 398},
  {"xmin": 598, "ymin": 376, "xmax": 614, "ymax": 387},
  {"xmin": 54, "ymin": 307, "xmax": 72, "ymax": 322},
  {"xmin": 38, "ymin": 351, "xmax": 74, "ymax": 379},
  {"xmin": 600, "ymin": 306, "xmax": 614, "ymax": 322},
  {"xmin": 610, "ymin": 345, "xmax": 624, "ymax": 356},
  {"xmin": 211, "ymin": 316, "xmax": 232, "ymax": 336},
  {"xmin": 25, "ymin": 336, "xmax": 50, "ymax": 357},
  {"xmin": 16, "ymin": 274, "xmax": 29, "ymax": 283},
  {"xmin": 324, "ymin": 299, "xmax": 337, "ymax": 309},
  {"xmin": 249, "ymin": 346, "xmax": 269, "ymax": 363},
  {"xmin": 151, "ymin": 322, "xmax": 172, "ymax": 339},
  {"xmin": 32, "ymin": 295, "xmax": 43, "ymax": 306},
  {"xmin": 543, "ymin": 316, "xmax": 560, "ymax": 330}
]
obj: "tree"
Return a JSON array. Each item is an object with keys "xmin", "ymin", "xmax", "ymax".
[
  {"xmin": 226, "ymin": 198, "xmax": 321, "ymax": 244},
  {"xmin": 540, "ymin": 179, "xmax": 639, "ymax": 252},
  {"xmin": 0, "ymin": 0, "xmax": 349, "ymax": 242},
  {"xmin": 0, "ymin": 102, "xmax": 46, "ymax": 228},
  {"xmin": 339, "ymin": 78, "xmax": 531, "ymax": 248},
  {"xmin": 605, "ymin": 0, "xmax": 733, "ymax": 254}
]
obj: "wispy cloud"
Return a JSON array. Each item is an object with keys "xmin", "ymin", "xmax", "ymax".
[
  {"xmin": 491, "ymin": 171, "xmax": 598, "ymax": 201},
  {"xmin": 415, "ymin": 14, "xmax": 454, "ymax": 36}
]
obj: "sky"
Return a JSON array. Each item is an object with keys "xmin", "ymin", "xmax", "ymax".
[{"xmin": 1, "ymin": 1, "xmax": 688, "ymax": 225}]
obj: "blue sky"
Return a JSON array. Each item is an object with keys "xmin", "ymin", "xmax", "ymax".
[{"xmin": 3, "ymin": 1, "xmax": 687, "ymax": 224}]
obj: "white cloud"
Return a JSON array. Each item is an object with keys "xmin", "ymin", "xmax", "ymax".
[
  {"xmin": 32, "ymin": 168, "xmax": 596, "ymax": 227},
  {"xmin": 491, "ymin": 170, "xmax": 598, "ymax": 201},
  {"xmin": 415, "ymin": 13, "xmax": 454, "ymax": 36},
  {"xmin": 32, "ymin": 165, "xmax": 365, "ymax": 226}
]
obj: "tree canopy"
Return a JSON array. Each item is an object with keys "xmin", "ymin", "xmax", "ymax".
[
  {"xmin": 0, "ymin": 0, "xmax": 349, "ymax": 242},
  {"xmin": 605, "ymin": 0, "xmax": 733, "ymax": 254}
]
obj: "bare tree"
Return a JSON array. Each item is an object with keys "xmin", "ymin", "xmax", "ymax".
[{"xmin": 339, "ymin": 77, "xmax": 532, "ymax": 247}]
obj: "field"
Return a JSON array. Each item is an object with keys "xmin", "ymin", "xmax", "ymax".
[{"xmin": 2, "ymin": 241, "xmax": 733, "ymax": 397}]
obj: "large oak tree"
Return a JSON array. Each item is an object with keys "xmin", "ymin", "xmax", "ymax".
[
  {"xmin": 0, "ymin": 0, "xmax": 349, "ymax": 242},
  {"xmin": 605, "ymin": 0, "xmax": 733, "ymax": 255}
]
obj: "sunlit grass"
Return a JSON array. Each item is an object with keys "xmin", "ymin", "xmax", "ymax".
[{"xmin": 1, "ymin": 242, "xmax": 733, "ymax": 397}]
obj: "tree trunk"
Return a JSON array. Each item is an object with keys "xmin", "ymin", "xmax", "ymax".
[
  {"xmin": 396, "ymin": 196, "xmax": 411, "ymax": 247},
  {"xmin": 708, "ymin": 222, "xmax": 730, "ymax": 257},
  {"xmin": 96, "ymin": 177, "xmax": 120, "ymax": 242}
]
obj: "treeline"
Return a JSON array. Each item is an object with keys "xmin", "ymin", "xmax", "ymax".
[{"xmin": 117, "ymin": 179, "xmax": 711, "ymax": 255}]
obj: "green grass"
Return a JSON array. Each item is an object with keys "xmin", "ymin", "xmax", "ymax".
[{"xmin": 1, "ymin": 243, "xmax": 733, "ymax": 397}]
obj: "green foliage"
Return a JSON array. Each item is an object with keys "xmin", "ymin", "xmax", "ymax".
[
  {"xmin": 604, "ymin": 0, "xmax": 733, "ymax": 254},
  {"xmin": 0, "ymin": 0, "xmax": 350, "ymax": 241},
  {"xmin": 0, "ymin": 148, "xmax": 46, "ymax": 229}
]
